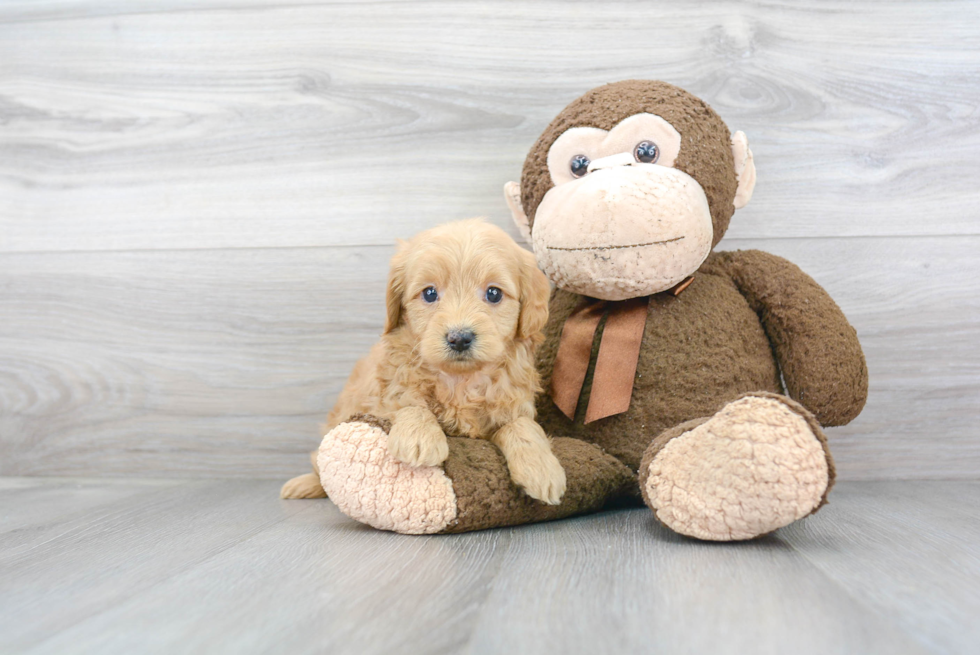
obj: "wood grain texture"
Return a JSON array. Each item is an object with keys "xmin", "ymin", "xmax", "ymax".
[
  {"xmin": 1, "ymin": 1, "xmax": 978, "ymax": 480},
  {"xmin": 780, "ymin": 481, "xmax": 980, "ymax": 655},
  {"xmin": 1, "ymin": 0, "xmax": 979, "ymax": 253},
  {"xmin": 2, "ymin": 235, "xmax": 978, "ymax": 480},
  {"xmin": 2, "ymin": 478, "xmax": 976, "ymax": 654},
  {"xmin": 0, "ymin": 479, "xmax": 296, "ymax": 652},
  {"xmin": 462, "ymin": 510, "xmax": 928, "ymax": 655},
  {"xmin": 0, "ymin": 477, "xmax": 182, "ymax": 539},
  {"xmin": 17, "ymin": 484, "xmax": 510, "ymax": 655},
  {"xmin": 0, "ymin": 245, "xmax": 387, "ymax": 478}
]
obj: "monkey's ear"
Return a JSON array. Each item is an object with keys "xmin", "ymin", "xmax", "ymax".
[
  {"xmin": 504, "ymin": 181, "xmax": 532, "ymax": 244},
  {"xmin": 731, "ymin": 131, "xmax": 757, "ymax": 210},
  {"xmin": 383, "ymin": 240, "xmax": 408, "ymax": 334}
]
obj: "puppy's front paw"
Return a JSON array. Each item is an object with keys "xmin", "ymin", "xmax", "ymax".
[
  {"xmin": 509, "ymin": 447, "xmax": 567, "ymax": 505},
  {"xmin": 388, "ymin": 408, "xmax": 449, "ymax": 467}
]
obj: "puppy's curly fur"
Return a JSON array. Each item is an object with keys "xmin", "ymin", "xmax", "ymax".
[{"xmin": 281, "ymin": 219, "xmax": 565, "ymax": 504}]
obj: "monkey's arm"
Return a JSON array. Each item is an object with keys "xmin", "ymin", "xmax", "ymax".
[{"xmin": 709, "ymin": 249, "xmax": 868, "ymax": 426}]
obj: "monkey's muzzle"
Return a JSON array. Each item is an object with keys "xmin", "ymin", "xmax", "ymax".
[{"xmin": 531, "ymin": 164, "xmax": 714, "ymax": 301}]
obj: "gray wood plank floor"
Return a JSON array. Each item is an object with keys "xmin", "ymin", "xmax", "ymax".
[{"xmin": 1, "ymin": 478, "xmax": 976, "ymax": 655}]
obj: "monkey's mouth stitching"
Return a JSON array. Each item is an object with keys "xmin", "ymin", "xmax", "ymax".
[{"xmin": 547, "ymin": 236, "xmax": 684, "ymax": 252}]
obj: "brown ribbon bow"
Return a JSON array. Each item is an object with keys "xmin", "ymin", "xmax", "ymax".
[{"xmin": 551, "ymin": 276, "xmax": 694, "ymax": 424}]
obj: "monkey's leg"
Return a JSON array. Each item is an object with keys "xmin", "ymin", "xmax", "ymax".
[
  {"xmin": 317, "ymin": 416, "xmax": 637, "ymax": 535},
  {"xmin": 639, "ymin": 392, "xmax": 835, "ymax": 541}
]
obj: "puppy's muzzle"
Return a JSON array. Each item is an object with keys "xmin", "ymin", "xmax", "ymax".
[{"xmin": 446, "ymin": 329, "xmax": 475, "ymax": 353}]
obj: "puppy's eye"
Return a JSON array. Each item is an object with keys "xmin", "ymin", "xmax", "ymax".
[
  {"xmin": 421, "ymin": 286, "xmax": 439, "ymax": 303},
  {"xmin": 485, "ymin": 286, "xmax": 503, "ymax": 304},
  {"xmin": 569, "ymin": 154, "xmax": 590, "ymax": 178},
  {"xmin": 633, "ymin": 140, "xmax": 660, "ymax": 164}
]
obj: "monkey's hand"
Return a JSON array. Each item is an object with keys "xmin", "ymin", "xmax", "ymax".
[{"xmin": 714, "ymin": 249, "xmax": 868, "ymax": 426}]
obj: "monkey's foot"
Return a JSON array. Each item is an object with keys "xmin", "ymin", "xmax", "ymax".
[
  {"xmin": 318, "ymin": 415, "xmax": 637, "ymax": 535},
  {"xmin": 639, "ymin": 393, "xmax": 834, "ymax": 541},
  {"xmin": 317, "ymin": 415, "xmax": 458, "ymax": 534}
]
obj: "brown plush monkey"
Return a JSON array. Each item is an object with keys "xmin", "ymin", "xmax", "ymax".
[{"xmin": 314, "ymin": 80, "xmax": 868, "ymax": 541}]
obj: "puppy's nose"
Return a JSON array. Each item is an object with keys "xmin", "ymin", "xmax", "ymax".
[{"xmin": 446, "ymin": 329, "xmax": 475, "ymax": 352}]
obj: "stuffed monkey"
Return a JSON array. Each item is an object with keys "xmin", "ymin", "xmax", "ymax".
[{"xmin": 314, "ymin": 80, "xmax": 868, "ymax": 541}]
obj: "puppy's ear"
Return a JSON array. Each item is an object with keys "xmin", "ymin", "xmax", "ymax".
[
  {"xmin": 384, "ymin": 241, "xmax": 408, "ymax": 334},
  {"xmin": 517, "ymin": 248, "xmax": 551, "ymax": 340}
]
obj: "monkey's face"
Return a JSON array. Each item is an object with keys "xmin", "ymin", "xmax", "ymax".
[
  {"xmin": 530, "ymin": 113, "xmax": 713, "ymax": 300},
  {"xmin": 505, "ymin": 81, "xmax": 756, "ymax": 302}
]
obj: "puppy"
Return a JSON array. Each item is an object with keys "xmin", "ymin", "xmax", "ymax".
[{"xmin": 281, "ymin": 219, "xmax": 565, "ymax": 504}]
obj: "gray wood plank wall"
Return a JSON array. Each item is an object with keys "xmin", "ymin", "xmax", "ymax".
[{"xmin": 1, "ymin": 1, "xmax": 978, "ymax": 480}]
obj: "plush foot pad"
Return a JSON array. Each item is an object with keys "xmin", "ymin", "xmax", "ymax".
[
  {"xmin": 317, "ymin": 418, "xmax": 458, "ymax": 534},
  {"xmin": 640, "ymin": 395, "xmax": 831, "ymax": 541}
]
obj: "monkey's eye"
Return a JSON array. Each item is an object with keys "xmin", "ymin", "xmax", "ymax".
[
  {"xmin": 422, "ymin": 286, "xmax": 439, "ymax": 303},
  {"xmin": 633, "ymin": 141, "xmax": 660, "ymax": 164},
  {"xmin": 485, "ymin": 286, "xmax": 503, "ymax": 304},
  {"xmin": 569, "ymin": 154, "xmax": 590, "ymax": 178}
]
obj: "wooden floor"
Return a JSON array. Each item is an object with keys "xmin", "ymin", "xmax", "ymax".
[{"xmin": 1, "ymin": 478, "xmax": 977, "ymax": 655}]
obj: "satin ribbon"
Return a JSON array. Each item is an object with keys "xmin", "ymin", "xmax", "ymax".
[{"xmin": 551, "ymin": 276, "xmax": 694, "ymax": 423}]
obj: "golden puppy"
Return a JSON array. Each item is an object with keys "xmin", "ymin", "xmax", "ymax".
[{"xmin": 281, "ymin": 219, "xmax": 565, "ymax": 504}]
